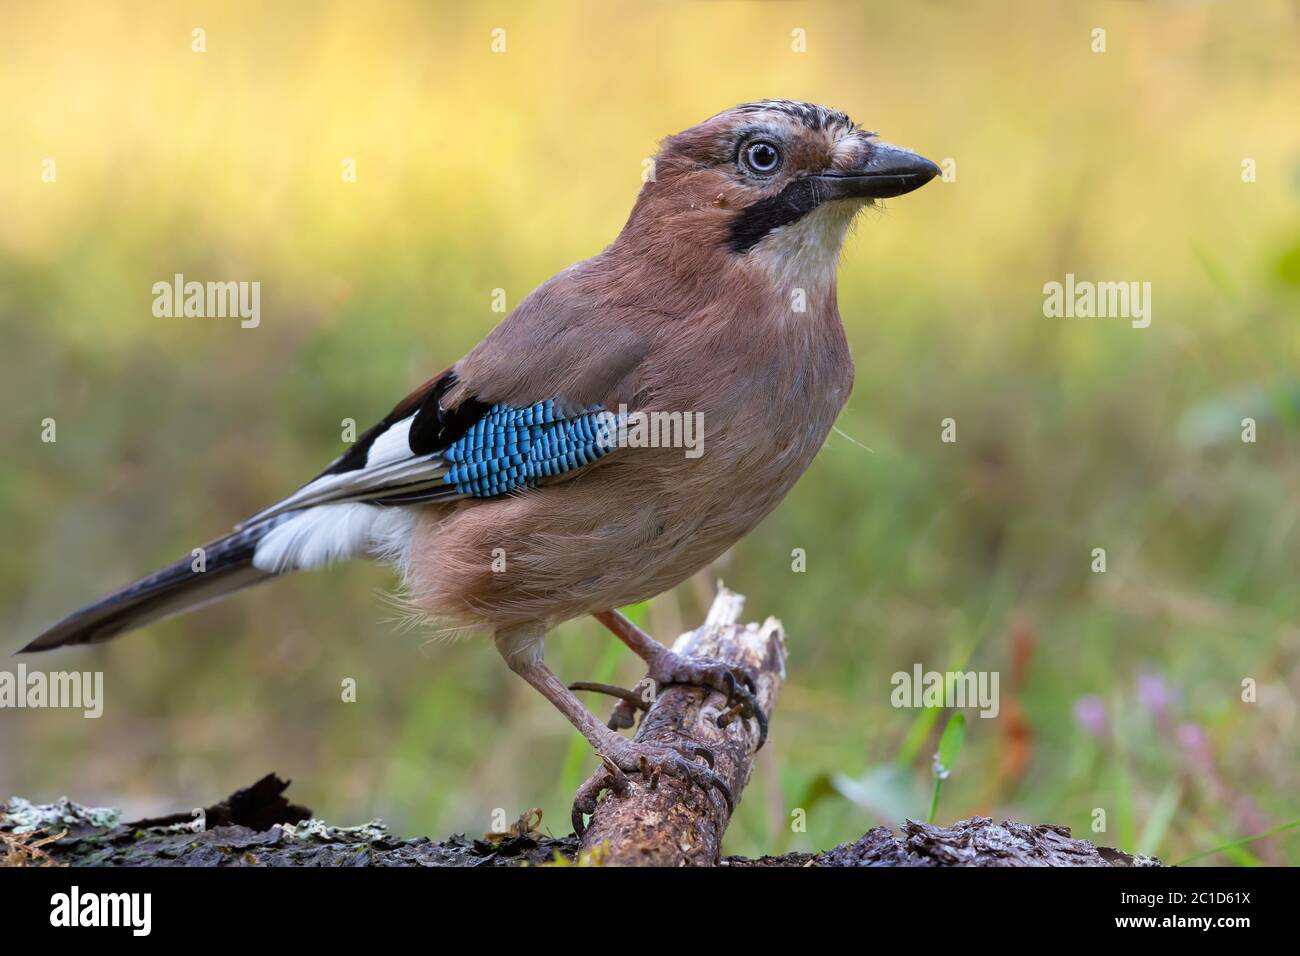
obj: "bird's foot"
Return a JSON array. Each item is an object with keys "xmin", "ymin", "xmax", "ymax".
[
  {"xmin": 571, "ymin": 651, "xmax": 768, "ymax": 743},
  {"xmin": 585, "ymin": 610, "xmax": 767, "ymax": 742},
  {"xmin": 644, "ymin": 648, "xmax": 769, "ymax": 749},
  {"xmin": 570, "ymin": 740, "xmax": 732, "ymax": 837}
]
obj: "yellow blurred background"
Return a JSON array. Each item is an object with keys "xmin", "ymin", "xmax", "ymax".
[{"xmin": 2, "ymin": 0, "xmax": 1298, "ymax": 863}]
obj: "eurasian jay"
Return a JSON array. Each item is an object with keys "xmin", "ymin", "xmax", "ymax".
[{"xmin": 23, "ymin": 100, "xmax": 938, "ymax": 822}]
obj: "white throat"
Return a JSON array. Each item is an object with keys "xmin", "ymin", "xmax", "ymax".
[{"xmin": 746, "ymin": 199, "xmax": 861, "ymax": 296}]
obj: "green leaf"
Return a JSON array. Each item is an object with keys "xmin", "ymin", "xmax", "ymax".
[
  {"xmin": 935, "ymin": 712, "xmax": 967, "ymax": 779},
  {"xmin": 829, "ymin": 764, "xmax": 923, "ymax": 824},
  {"xmin": 928, "ymin": 712, "xmax": 967, "ymax": 825}
]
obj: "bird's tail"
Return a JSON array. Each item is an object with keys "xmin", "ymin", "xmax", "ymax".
[{"xmin": 19, "ymin": 514, "xmax": 297, "ymax": 653}]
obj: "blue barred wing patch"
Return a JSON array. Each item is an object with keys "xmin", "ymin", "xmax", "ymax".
[{"xmin": 440, "ymin": 400, "xmax": 618, "ymax": 497}]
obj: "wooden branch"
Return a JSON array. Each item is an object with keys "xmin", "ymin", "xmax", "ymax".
[{"xmin": 578, "ymin": 586, "xmax": 786, "ymax": 866}]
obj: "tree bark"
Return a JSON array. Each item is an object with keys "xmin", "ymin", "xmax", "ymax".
[{"xmin": 1, "ymin": 774, "xmax": 1158, "ymax": 866}]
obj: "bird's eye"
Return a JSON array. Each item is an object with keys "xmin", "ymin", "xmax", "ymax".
[{"xmin": 740, "ymin": 141, "xmax": 781, "ymax": 175}]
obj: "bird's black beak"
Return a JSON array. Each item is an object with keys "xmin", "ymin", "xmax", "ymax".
[{"xmin": 813, "ymin": 142, "xmax": 941, "ymax": 200}]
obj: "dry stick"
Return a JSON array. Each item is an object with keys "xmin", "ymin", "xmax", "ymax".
[{"xmin": 578, "ymin": 586, "xmax": 786, "ymax": 866}]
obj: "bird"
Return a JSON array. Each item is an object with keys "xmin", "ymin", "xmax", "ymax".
[{"xmin": 22, "ymin": 99, "xmax": 938, "ymax": 826}]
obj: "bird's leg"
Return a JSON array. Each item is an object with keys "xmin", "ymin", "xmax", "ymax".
[
  {"xmin": 589, "ymin": 609, "xmax": 768, "ymax": 748},
  {"xmin": 567, "ymin": 611, "xmax": 664, "ymax": 731},
  {"xmin": 494, "ymin": 628, "xmax": 731, "ymax": 835}
]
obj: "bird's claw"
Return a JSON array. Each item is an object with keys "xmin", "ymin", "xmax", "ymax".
[
  {"xmin": 571, "ymin": 742, "xmax": 732, "ymax": 837},
  {"xmin": 569, "ymin": 653, "xmax": 766, "ymax": 746},
  {"xmin": 646, "ymin": 651, "xmax": 769, "ymax": 750},
  {"xmin": 568, "ymin": 679, "xmax": 653, "ymax": 730},
  {"xmin": 605, "ymin": 697, "xmax": 639, "ymax": 730}
]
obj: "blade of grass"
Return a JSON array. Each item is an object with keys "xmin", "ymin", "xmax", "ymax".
[
  {"xmin": 1109, "ymin": 693, "xmax": 1136, "ymax": 853},
  {"xmin": 1136, "ymin": 782, "xmax": 1181, "ymax": 857},
  {"xmin": 1173, "ymin": 817, "xmax": 1300, "ymax": 866}
]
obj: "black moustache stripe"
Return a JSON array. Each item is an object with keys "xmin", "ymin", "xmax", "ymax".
[{"xmin": 727, "ymin": 177, "xmax": 825, "ymax": 254}]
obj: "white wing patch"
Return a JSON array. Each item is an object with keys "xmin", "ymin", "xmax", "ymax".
[
  {"xmin": 252, "ymin": 503, "xmax": 416, "ymax": 574},
  {"xmin": 364, "ymin": 416, "xmax": 414, "ymax": 467},
  {"xmin": 240, "ymin": 415, "xmax": 453, "ymax": 528}
]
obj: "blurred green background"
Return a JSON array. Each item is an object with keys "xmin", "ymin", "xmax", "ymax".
[{"xmin": 2, "ymin": 0, "xmax": 1298, "ymax": 865}]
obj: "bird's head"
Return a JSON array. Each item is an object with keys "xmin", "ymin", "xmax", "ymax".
[{"xmin": 620, "ymin": 99, "xmax": 938, "ymax": 288}]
